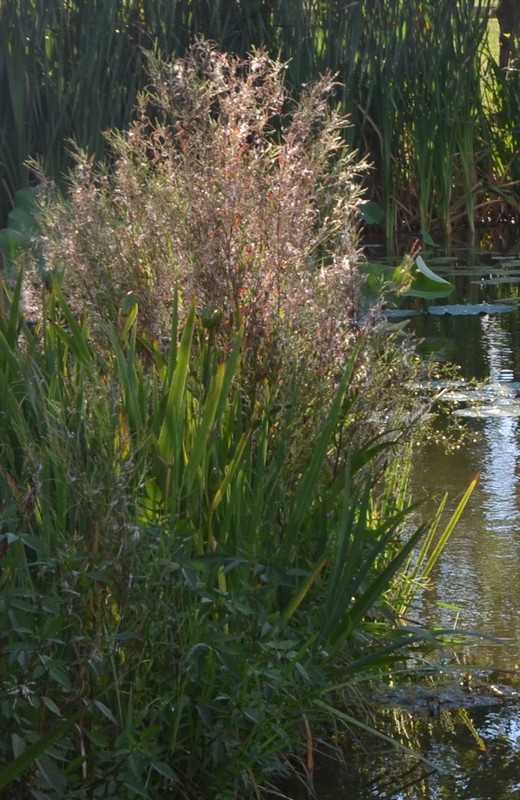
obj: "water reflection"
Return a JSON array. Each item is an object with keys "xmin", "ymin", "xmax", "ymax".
[
  {"xmin": 413, "ymin": 307, "xmax": 520, "ymax": 659},
  {"xmin": 286, "ymin": 701, "xmax": 520, "ymax": 800},
  {"xmin": 287, "ymin": 253, "xmax": 520, "ymax": 800}
]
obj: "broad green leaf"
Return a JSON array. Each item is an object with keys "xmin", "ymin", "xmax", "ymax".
[
  {"xmin": 0, "ymin": 718, "xmax": 76, "ymax": 790},
  {"xmin": 151, "ymin": 761, "xmax": 178, "ymax": 782},
  {"xmin": 403, "ymin": 255, "xmax": 454, "ymax": 299},
  {"xmin": 93, "ymin": 700, "xmax": 118, "ymax": 724},
  {"xmin": 0, "ymin": 228, "xmax": 24, "ymax": 261},
  {"xmin": 8, "ymin": 207, "xmax": 37, "ymax": 238}
]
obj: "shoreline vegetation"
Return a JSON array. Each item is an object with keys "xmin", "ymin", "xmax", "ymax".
[{"xmin": 0, "ymin": 3, "xmax": 505, "ymax": 798}]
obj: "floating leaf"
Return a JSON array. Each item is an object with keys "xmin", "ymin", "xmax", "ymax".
[
  {"xmin": 383, "ymin": 308, "xmax": 422, "ymax": 319},
  {"xmin": 471, "ymin": 276, "xmax": 520, "ymax": 285},
  {"xmin": 444, "ymin": 267, "xmax": 498, "ymax": 277},
  {"xmin": 453, "ymin": 405, "xmax": 520, "ymax": 419},
  {"xmin": 428, "ymin": 303, "xmax": 514, "ymax": 316},
  {"xmin": 491, "ymin": 256, "xmax": 520, "ymax": 265},
  {"xmin": 426, "ymin": 256, "xmax": 457, "ymax": 266}
]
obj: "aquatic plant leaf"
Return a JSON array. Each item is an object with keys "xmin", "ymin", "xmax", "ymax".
[
  {"xmin": 491, "ymin": 257, "xmax": 520, "ymax": 266},
  {"xmin": 0, "ymin": 228, "xmax": 25, "ymax": 261},
  {"xmin": 444, "ymin": 267, "xmax": 502, "ymax": 276},
  {"xmin": 403, "ymin": 255, "xmax": 454, "ymax": 298},
  {"xmin": 453, "ymin": 405, "xmax": 520, "ymax": 418},
  {"xmin": 406, "ymin": 286, "xmax": 455, "ymax": 299},
  {"xmin": 471, "ymin": 277, "xmax": 520, "ymax": 285},
  {"xmin": 359, "ymin": 199, "xmax": 385, "ymax": 224},
  {"xmin": 436, "ymin": 380, "xmax": 520, "ymax": 405},
  {"xmin": 428, "ymin": 303, "xmax": 514, "ymax": 315},
  {"xmin": 7, "ymin": 207, "xmax": 36, "ymax": 237},
  {"xmin": 419, "ymin": 228, "xmax": 437, "ymax": 247},
  {"xmin": 426, "ymin": 256, "xmax": 457, "ymax": 266},
  {"xmin": 383, "ymin": 308, "xmax": 422, "ymax": 319}
]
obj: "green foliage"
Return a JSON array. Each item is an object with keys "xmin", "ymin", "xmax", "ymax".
[
  {"xmin": 0, "ymin": 281, "xmax": 444, "ymax": 798},
  {"xmin": 0, "ymin": 44, "xmax": 474, "ymax": 800},
  {"xmin": 27, "ymin": 44, "xmax": 429, "ymax": 461},
  {"xmin": 393, "ymin": 254, "xmax": 455, "ymax": 300},
  {"xmin": 397, "ymin": 473, "xmax": 480, "ymax": 617},
  {"xmin": 0, "ymin": 1, "xmax": 143, "ymax": 203}
]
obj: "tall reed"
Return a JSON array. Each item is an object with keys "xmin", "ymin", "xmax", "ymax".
[{"xmin": 0, "ymin": 0, "xmax": 503, "ymax": 244}]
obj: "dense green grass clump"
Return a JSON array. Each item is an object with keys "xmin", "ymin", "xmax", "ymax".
[
  {"xmin": 0, "ymin": 283, "xmax": 429, "ymax": 799},
  {"xmin": 0, "ymin": 48, "xmax": 461, "ymax": 798}
]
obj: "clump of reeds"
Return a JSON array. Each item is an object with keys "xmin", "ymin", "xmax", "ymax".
[
  {"xmin": 0, "ymin": 273, "xmax": 443, "ymax": 799},
  {"xmin": 2, "ymin": 0, "xmax": 517, "ymax": 246}
]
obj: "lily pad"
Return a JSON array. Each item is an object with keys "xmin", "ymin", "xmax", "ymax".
[
  {"xmin": 491, "ymin": 256, "xmax": 520, "ymax": 265},
  {"xmin": 428, "ymin": 303, "xmax": 515, "ymax": 316},
  {"xmin": 470, "ymin": 276, "xmax": 520, "ymax": 285},
  {"xmin": 444, "ymin": 267, "xmax": 497, "ymax": 277},
  {"xmin": 441, "ymin": 389, "xmax": 510, "ymax": 403},
  {"xmin": 453, "ymin": 405, "xmax": 520, "ymax": 419},
  {"xmin": 383, "ymin": 308, "xmax": 423, "ymax": 319}
]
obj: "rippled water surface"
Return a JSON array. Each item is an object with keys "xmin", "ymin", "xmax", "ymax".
[
  {"xmin": 412, "ymin": 310, "xmax": 520, "ymax": 663},
  {"xmin": 289, "ymin": 248, "xmax": 520, "ymax": 799}
]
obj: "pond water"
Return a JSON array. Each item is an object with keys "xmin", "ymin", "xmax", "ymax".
[
  {"xmin": 410, "ymin": 261, "xmax": 520, "ymax": 668},
  {"xmin": 286, "ymin": 240, "xmax": 520, "ymax": 799}
]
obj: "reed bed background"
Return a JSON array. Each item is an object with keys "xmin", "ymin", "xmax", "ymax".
[{"xmin": 0, "ymin": 0, "xmax": 517, "ymax": 248}]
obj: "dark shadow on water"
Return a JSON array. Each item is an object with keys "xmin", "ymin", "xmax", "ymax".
[{"xmin": 283, "ymin": 697, "xmax": 520, "ymax": 799}]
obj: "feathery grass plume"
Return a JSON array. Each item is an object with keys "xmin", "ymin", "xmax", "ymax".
[{"xmin": 31, "ymin": 45, "xmax": 427, "ymax": 466}]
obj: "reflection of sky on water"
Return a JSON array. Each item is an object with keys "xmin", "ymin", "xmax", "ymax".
[
  {"xmin": 298, "ymin": 300, "xmax": 520, "ymax": 800},
  {"xmin": 292, "ymin": 311, "xmax": 520, "ymax": 800},
  {"xmin": 481, "ymin": 314, "xmax": 515, "ymax": 383},
  {"xmin": 417, "ymin": 314, "xmax": 520, "ymax": 658},
  {"xmin": 479, "ymin": 317, "xmax": 520, "ymax": 537},
  {"xmin": 481, "ymin": 417, "xmax": 519, "ymax": 529}
]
